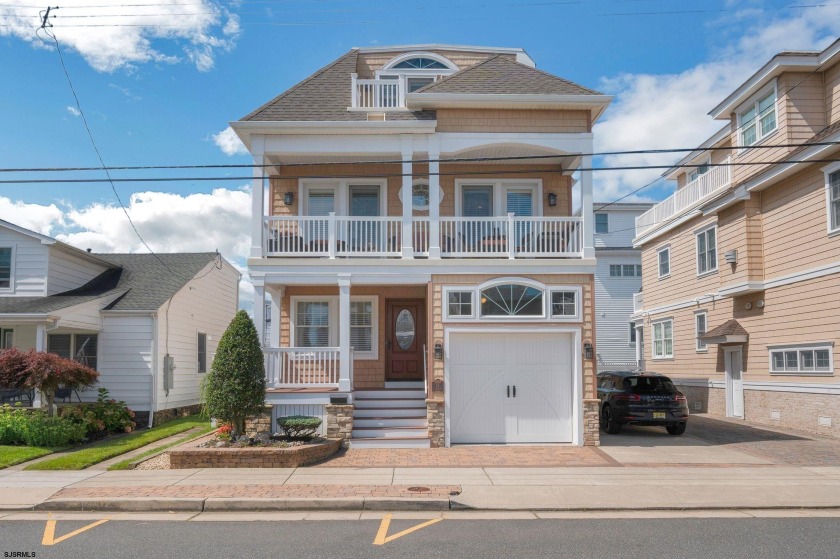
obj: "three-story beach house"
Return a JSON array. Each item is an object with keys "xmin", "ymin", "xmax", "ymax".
[{"xmin": 233, "ymin": 45, "xmax": 611, "ymax": 447}]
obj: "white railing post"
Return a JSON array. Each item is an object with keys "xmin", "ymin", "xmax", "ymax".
[
  {"xmin": 401, "ymin": 136, "xmax": 414, "ymax": 258},
  {"xmin": 428, "ymin": 138, "xmax": 441, "ymax": 258},
  {"xmin": 351, "ymin": 73, "xmax": 358, "ymax": 108},
  {"xmin": 507, "ymin": 213, "xmax": 516, "ymax": 260},
  {"xmin": 327, "ymin": 212, "xmax": 337, "ymax": 259},
  {"xmin": 338, "ymin": 276, "xmax": 352, "ymax": 392},
  {"xmin": 397, "ymin": 77, "xmax": 406, "ymax": 108}
]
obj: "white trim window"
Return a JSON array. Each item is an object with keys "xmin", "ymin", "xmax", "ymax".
[
  {"xmin": 1, "ymin": 328, "xmax": 13, "ymax": 349},
  {"xmin": 445, "ymin": 290, "xmax": 474, "ymax": 319},
  {"xmin": 549, "ymin": 290, "xmax": 578, "ymax": 319},
  {"xmin": 696, "ymin": 226, "xmax": 718, "ymax": 275},
  {"xmin": 294, "ymin": 301, "xmax": 332, "ymax": 348},
  {"xmin": 738, "ymin": 86, "xmax": 777, "ymax": 147},
  {"xmin": 657, "ymin": 246, "xmax": 671, "ymax": 278},
  {"xmin": 629, "ymin": 323, "xmax": 637, "ymax": 345},
  {"xmin": 769, "ymin": 344, "xmax": 833, "ymax": 375},
  {"xmin": 695, "ymin": 311, "xmax": 708, "ymax": 352},
  {"xmin": 442, "ymin": 280, "xmax": 581, "ymax": 323},
  {"xmin": 826, "ymin": 165, "xmax": 840, "ymax": 234},
  {"xmin": 609, "ymin": 264, "xmax": 642, "ymax": 277},
  {"xmin": 454, "ymin": 179, "xmax": 542, "ymax": 218},
  {"xmin": 0, "ymin": 246, "xmax": 13, "ymax": 291},
  {"xmin": 652, "ymin": 319, "xmax": 673, "ymax": 359},
  {"xmin": 291, "ymin": 296, "xmax": 377, "ymax": 359},
  {"xmin": 480, "ymin": 283, "xmax": 544, "ymax": 318},
  {"xmin": 349, "ymin": 300, "xmax": 374, "ymax": 354},
  {"xmin": 595, "ymin": 213, "xmax": 609, "ymax": 234},
  {"xmin": 197, "ymin": 332, "xmax": 207, "ymax": 374}
]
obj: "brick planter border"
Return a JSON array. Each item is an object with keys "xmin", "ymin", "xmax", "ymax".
[{"xmin": 168, "ymin": 438, "xmax": 341, "ymax": 469}]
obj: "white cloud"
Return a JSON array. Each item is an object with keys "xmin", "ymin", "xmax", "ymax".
[
  {"xmin": 0, "ymin": 188, "xmax": 254, "ymax": 308},
  {"xmin": 212, "ymin": 126, "xmax": 248, "ymax": 156},
  {"xmin": 66, "ymin": 106, "xmax": 80, "ymax": 116},
  {"xmin": 593, "ymin": 4, "xmax": 840, "ymax": 203},
  {"xmin": 0, "ymin": 1, "xmax": 240, "ymax": 72}
]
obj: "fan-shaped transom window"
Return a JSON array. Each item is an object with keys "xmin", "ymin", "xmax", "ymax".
[
  {"xmin": 392, "ymin": 57, "xmax": 449, "ymax": 70},
  {"xmin": 480, "ymin": 284, "xmax": 544, "ymax": 317}
]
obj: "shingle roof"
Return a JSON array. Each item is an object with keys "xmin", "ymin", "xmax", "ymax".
[
  {"xmin": 414, "ymin": 55, "xmax": 603, "ymax": 96},
  {"xmin": 700, "ymin": 319, "xmax": 749, "ymax": 340},
  {"xmin": 0, "ymin": 253, "xmax": 217, "ymax": 315},
  {"xmin": 241, "ymin": 50, "xmax": 434, "ymax": 122}
]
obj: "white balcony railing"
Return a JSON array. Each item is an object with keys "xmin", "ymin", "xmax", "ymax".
[
  {"xmin": 633, "ymin": 292, "xmax": 644, "ymax": 313},
  {"xmin": 263, "ymin": 215, "xmax": 583, "ymax": 259},
  {"xmin": 265, "ymin": 347, "xmax": 344, "ymax": 387},
  {"xmin": 351, "ymin": 74, "xmax": 405, "ymax": 109},
  {"xmin": 635, "ymin": 158, "xmax": 732, "ymax": 238}
]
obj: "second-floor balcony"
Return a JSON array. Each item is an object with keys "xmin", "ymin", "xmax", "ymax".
[
  {"xmin": 263, "ymin": 214, "xmax": 583, "ymax": 259},
  {"xmin": 635, "ymin": 158, "xmax": 732, "ymax": 239},
  {"xmin": 351, "ymin": 76, "xmax": 406, "ymax": 110}
]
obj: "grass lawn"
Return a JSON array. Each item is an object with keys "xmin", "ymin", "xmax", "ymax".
[
  {"xmin": 25, "ymin": 415, "xmax": 211, "ymax": 471},
  {"xmin": 0, "ymin": 446, "xmax": 55, "ymax": 469},
  {"xmin": 107, "ymin": 424, "xmax": 215, "ymax": 470}
]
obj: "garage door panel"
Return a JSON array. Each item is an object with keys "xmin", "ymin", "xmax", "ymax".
[{"xmin": 450, "ymin": 366, "xmax": 509, "ymax": 443}]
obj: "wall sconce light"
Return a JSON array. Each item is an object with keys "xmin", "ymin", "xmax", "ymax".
[
  {"xmin": 547, "ymin": 192, "xmax": 557, "ymax": 207},
  {"xmin": 434, "ymin": 343, "xmax": 443, "ymax": 360},
  {"xmin": 583, "ymin": 341, "xmax": 594, "ymax": 360},
  {"xmin": 284, "ymin": 192, "xmax": 295, "ymax": 206}
]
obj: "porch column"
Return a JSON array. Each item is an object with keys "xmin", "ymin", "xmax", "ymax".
[
  {"xmin": 635, "ymin": 324, "xmax": 643, "ymax": 369},
  {"xmin": 253, "ymin": 285, "xmax": 266, "ymax": 347},
  {"xmin": 338, "ymin": 275, "xmax": 352, "ymax": 391},
  {"xmin": 250, "ymin": 136, "xmax": 266, "ymax": 259},
  {"xmin": 265, "ymin": 286, "xmax": 284, "ymax": 348},
  {"xmin": 33, "ymin": 324, "xmax": 46, "ymax": 408},
  {"xmin": 428, "ymin": 136, "xmax": 441, "ymax": 259},
  {"xmin": 400, "ymin": 135, "xmax": 415, "ymax": 259},
  {"xmin": 580, "ymin": 154, "xmax": 595, "ymax": 259}
]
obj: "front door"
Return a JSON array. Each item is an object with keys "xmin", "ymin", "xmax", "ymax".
[
  {"xmin": 725, "ymin": 347, "xmax": 744, "ymax": 418},
  {"xmin": 386, "ymin": 300, "xmax": 426, "ymax": 381}
]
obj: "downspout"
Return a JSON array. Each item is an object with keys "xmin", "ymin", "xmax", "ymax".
[{"xmin": 149, "ymin": 311, "xmax": 158, "ymax": 429}]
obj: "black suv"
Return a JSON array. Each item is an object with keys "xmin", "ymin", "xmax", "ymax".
[{"xmin": 597, "ymin": 371, "xmax": 689, "ymax": 435}]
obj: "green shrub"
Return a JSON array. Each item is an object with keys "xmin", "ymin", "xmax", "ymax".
[
  {"xmin": 59, "ymin": 389, "xmax": 137, "ymax": 435},
  {"xmin": 277, "ymin": 415, "xmax": 322, "ymax": 440},
  {"xmin": 0, "ymin": 404, "xmax": 29, "ymax": 445},
  {"xmin": 21, "ymin": 412, "xmax": 87, "ymax": 447}
]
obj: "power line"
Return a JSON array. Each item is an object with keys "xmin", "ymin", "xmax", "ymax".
[{"xmin": 39, "ymin": 14, "xmax": 174, "ymax": 274}]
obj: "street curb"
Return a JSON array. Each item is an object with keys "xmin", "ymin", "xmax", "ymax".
[
  {"xmin": 203, "ymin": 498, "xmax": 364, "ymax": 511},
  {"xmin": 35, "ymin": 498, "xmax": 205, "ymax": 512}
]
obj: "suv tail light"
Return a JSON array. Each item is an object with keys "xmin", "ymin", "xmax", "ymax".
[
  {"xmin": 615, "ymin": 394, "xmax": 642, "ymax": 402},
  {"xmin": 675, "ymin": 394, "xmax": 687, "ymax": 402}
]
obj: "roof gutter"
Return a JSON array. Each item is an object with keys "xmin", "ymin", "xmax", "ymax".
[{"xmin": 230, "ymin": 120, "xmax": 438, "ymax": 149}]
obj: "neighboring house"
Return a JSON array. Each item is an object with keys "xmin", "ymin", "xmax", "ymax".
[
  {"xmin": 632, "ymin": 38, "xmax": 840, "ymax": 436},
  {"xmin": 0, "ymin": 219, "xmax": 241, "ymax": 426},
  {"xmin": 584, "ymin": 202, "xmax": 653, "ymax": 370},
  {"xmin": 233, "ymin": 44, "xmax": 611, "ymax": 448}
]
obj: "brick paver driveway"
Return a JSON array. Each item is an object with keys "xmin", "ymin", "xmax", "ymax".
[{"xmin": 685, "ymin": 415, "xmax": 840, "ymax": 467}]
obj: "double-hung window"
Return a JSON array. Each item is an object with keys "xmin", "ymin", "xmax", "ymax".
[
  {"xmin": 827, "ymin": 167, "xmax": 840, "ymax": 234},
  {"xmin": 696, "ymin": 226, "xmax": 717, "ymax": 275},
  {"xmin": 695, "ymin": 312, "xmax": 707, "ymax": 351},
  {"xmin": 295, "ymin": 301, "xmax": 331, "ymax": 348},
  {"xmin": 658, "ymin": 247, "xmax": 671, "ymax": 278},
  {"xmin": 652, "ymin": 320, "xmax": 673, "ymax": 359},
  {"xmin": 770, "ymin": 345, "xmax": 833, "ymax": 375},
  {"xmin": 595, "ymin": 213, "xmax": 609, "ymax": 234},
  {"xmin": 0, "ymin": 247, "xmax": 12, "ymax": 290},
  {"xmin": 293, "ymin": 297, "xmax": 376, "ymax": 358},
  {"xmin": 349, "ymin": 301, "xmax": 374, "ymax": 353},
  {"xmin": 739, "ymin": 89, "xmax": 777, "ymax": 147}
]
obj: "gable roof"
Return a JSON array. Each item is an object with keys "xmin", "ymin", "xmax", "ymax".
[
  {"xmin": 241, "ymin": 50, "xmax": 434, "ymax": 122},
  {"xmin": 700, "ymin": 319, "xmax": 749, "ymax": 343},
  {"xmin": 0, "ymin": 219, "xmax": 114, "ymax": 269},
  {"xmin": 0, "ymin": 253, "xmax": 219, "ymax": 315},
  {"xmin": 414, "ymin": 55, "xmax": 603, "ymax": 96}
]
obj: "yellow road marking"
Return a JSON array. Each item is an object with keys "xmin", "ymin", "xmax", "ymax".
[
  {"xmin": 42, "ymin": 518, "xmax": 109, "ymax": 546},
  {"xmin": 373, "ymin": 513, "xmax": 443, "ymax": 545}
]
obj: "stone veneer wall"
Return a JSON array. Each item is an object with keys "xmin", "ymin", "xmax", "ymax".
[
  {"xmin": 245, "ymin": 406, "xmax": 274, "ymax": 437},
  {"xmin": 326, "ymin": 404, "xmax": 354, "ymax": 448},
  {"xmin": 582, "ymin": 399, "xmax": 600, "ymax": 446},
  {"xmin": 168, "ymin": 439, "xmax": 341, "ymax": 469},
  {"xmin": 151, "ymin": 404, "xmax": 203, "ymax": 427},
  {"xmin": 675, "ymin": 384, "xmax": 840, "ymax": 439},
  {"xmin": 427, "ymin": 399, "xmax": 445, "ymax": 448}
]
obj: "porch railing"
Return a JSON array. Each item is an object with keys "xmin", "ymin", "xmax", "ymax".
[
  {"xmin": 635, "ymin": 158, "xmax": 731, "ymax": 238},
  {"xmin": 264, "ymin": 215, "xmax": 584, "ymax": 258},
  {"xmin": 351, "ymin": 75, "xmax": 405, "ymax": 109},
  {"xmin": 264, "ymin": 347, "xmax": 341, "ymax": 387}
]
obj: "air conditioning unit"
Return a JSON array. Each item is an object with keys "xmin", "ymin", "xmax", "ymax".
[{"xmin": 724, "ymin": 249, "xmax": 738, "ymax": 264}]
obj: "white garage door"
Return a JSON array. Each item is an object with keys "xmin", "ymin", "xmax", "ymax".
[{"xmin": 449, "ymin": 331, "xmax": 574, "ymax": 444}]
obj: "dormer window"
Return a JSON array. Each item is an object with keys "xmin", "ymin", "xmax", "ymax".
[
  {"xmin": 392, "ymin": 57, "xmax": 449, "ymax": 70},
  {"xmin": 738, "ymin": 86, "xmax": 777, "ymax": 148},
  {"xmin": 354, "ymin": 52, "xmax": 457, "ymax": 110}
]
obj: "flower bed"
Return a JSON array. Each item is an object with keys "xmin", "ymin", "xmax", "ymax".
[{"xmin": 167, "ymin": 438, "xmax": 341, "ymax": 469}]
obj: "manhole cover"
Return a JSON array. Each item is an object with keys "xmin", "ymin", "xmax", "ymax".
[{"xmin": 407, "ymin": 486, "xmax": 430, "ymax": 493}]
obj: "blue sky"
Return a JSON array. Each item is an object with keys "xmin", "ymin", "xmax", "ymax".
[{"xmin": 1, "ymin": 0, "xmax": 839, "ymax": 307}]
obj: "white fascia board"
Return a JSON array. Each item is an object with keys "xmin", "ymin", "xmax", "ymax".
[
  {"xmin": 231, "ymin": 120, "xmax": 438, "ymax": 150},
  {"xmin": 0, "ymin": 313, "xmax": 59, "ymax": 325},
  {"xmin": 708, "ymin": 42, "xmax": 840, "ymax": 118},
  {"xmin": 406, "ymin": 93, "xmax": 612, "ymax": 118},
  {"xmin": 594, "ymin": 249, "xmax": 641, "ymax": 257},
  {"xmin": 740, "ymin": 135, "xmax": 840, "ymax": 194},
  {"xmin": 262, "ymin": 133, "xmax": 426, "ymax": 157},
  {"xmin": 717, "ymin": 281, "xmax": 766, "ymax": 298},
  {"xmin": 632, "ymin": 208, "xmax": 705, "ymax": 248},
  {"xmin": 634, "ymin": 292, "xmax": 720, "ymax": 318},
  {"xmin": 663, "ymin": 124, "xmax": 731, "ymax": 179}
]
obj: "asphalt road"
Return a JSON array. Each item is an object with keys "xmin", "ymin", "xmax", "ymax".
[{"xmin": 3, "ymin": 517, "xmax": 840, "ymax": 558}]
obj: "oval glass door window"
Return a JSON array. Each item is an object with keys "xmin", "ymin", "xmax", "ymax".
[{"xmin": 395, "ymin": 309, "xmax": 416, "ymax": 350}]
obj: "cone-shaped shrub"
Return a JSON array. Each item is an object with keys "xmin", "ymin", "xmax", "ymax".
[{"xmin": 203, "ymin": 310, "xmax": 266, "ymax": 437}]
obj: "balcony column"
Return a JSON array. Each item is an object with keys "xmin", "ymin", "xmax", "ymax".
[
  {"xmin": 635, "ymin": 324, "xmax": 643, "ymax": 368},
  {"xmin": 250, "ymin": 136, "xmax": 266, "ymax": 258},
  {"xmin": 338, "ymin": 275, "xmax": 352, "ymax": 391},
  {"xmin": 33, "ymin": 324, "xmax": 46, "ymax": 408},
  {"xmin": 265, "ymin": 286, "xmax": 284, "ymax": 348},
  {"xmin": 253, "ymin": 285, "xmax": 265, "ymax": 347},
  {"xmin": 428, "ymin": 136, "xmax": 441, "ymax": 259},
  {"xmin": 400, "ymin": 135, "xmax": 415, "ymax": 258},
  {"xmin": 580, "ymin": 154, "xmax": 595, "ymax": 259}
]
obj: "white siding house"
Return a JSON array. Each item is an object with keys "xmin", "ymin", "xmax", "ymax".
[
  {"xmin": 0, "ymin": 219, "xmax": 240, "ymax": 426},
  {"xmin": 588, "ymin": 203, "xmax": 652, "ymax": 369}
]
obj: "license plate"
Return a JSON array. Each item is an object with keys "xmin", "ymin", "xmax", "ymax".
[{"xmin": 653, "ymin": 412, "xmax": 666, "ymax": 419}]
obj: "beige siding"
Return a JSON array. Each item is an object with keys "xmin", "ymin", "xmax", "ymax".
[
  {"xmin": 827, "ymin": 61, "xmax": 840, "ymax": 125},
  {"xmin": 782, "ymin": 72, "xmax": 827, "ymax": 143},
  {"xmin": 436, "ymin": 109, "xmax": 590, "ymax": 133},
  {"xmin": 761, "ymin": 165, "xmax": 840, "ymax": 279}
]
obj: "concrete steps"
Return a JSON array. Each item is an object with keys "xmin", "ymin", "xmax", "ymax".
[{"xmin": 350, "ymin": 386, "xmax": 429, "ymax": 449}]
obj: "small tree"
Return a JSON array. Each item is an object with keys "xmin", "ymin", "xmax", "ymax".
[
  {"xmin": 21, "ymin": 350, "xmax": 99, "ymax": 416},
  {"xmin": 0, "ymin": 348, "xmax": 29, "ymax": 389},
  {"xmin": 203, "ymin": 310, "xmax": 266, "ymax": 438}
]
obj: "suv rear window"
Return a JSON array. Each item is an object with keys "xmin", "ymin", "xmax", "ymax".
[{"xmin": 624, "ymin": 376, "xmax": 677, "ymax": 393}]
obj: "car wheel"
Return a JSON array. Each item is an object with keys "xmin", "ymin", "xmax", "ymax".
[
  {"xmin": 603, "ymin": 406, "xmax": 622, "ymax": 434},
  {"xmin": 666, "ymin": 422, "xmax": 687, "ymax": 436}
]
